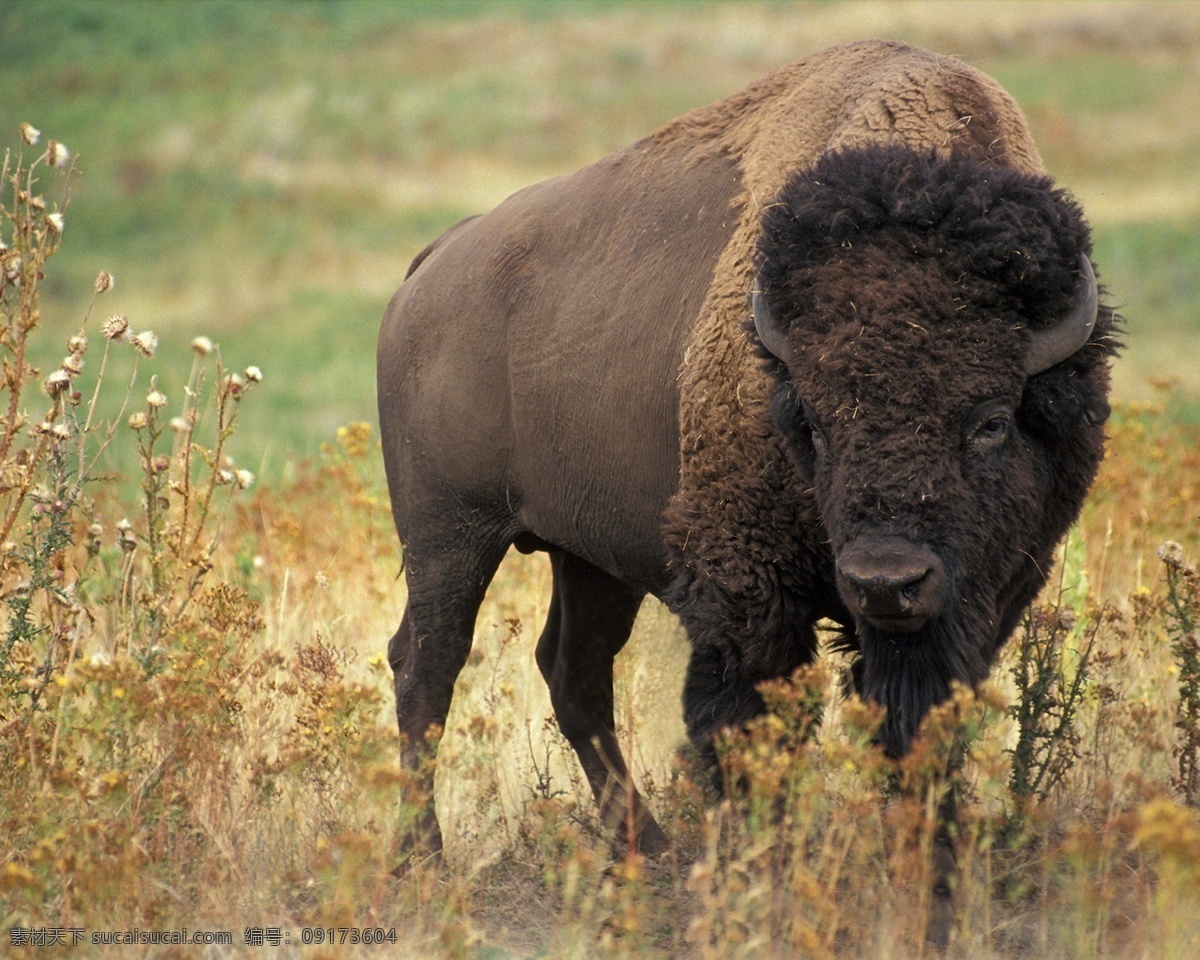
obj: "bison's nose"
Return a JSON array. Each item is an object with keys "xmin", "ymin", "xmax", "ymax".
[{"xmin": 836, "ymin": 536, "xmax": 946, "ymax": 633}]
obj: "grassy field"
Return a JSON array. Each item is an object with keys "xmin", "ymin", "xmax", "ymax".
[{"xmin": 3, "ymin": 1, "xmax": 1200, "ymax": 957}]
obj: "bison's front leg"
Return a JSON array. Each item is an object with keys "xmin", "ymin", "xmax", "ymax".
[
  {"xmin": 927, "ymin": 787, "xmax": 959, "ymax": 949},
  {"xmin": 680, "ymin": 586, "xmax": 968, "ymax": 949},
  {"xmin": 682, "ymin": 640, "xmax": 782, "ymax": 779},
  {"xmin": 859, "ymin": 621, "xmax": 993, "ymax": 948},
  {"xmin": 866, "ymin": 663, "xmax": 977, "ymax": 950},
  {"xmin": 885, "ymin": 742, "xmax": 962, "ymax": 950},
  {"xmin": 676, "ymin": 585, "xmax": 822, "ymax": 787}
]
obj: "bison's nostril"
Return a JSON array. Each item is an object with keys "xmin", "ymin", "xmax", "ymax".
[{"xmin": 849, "ymin": 571, "xmax": 928, "ymax": 616}]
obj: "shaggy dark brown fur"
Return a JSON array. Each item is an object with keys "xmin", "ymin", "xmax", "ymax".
[{"xmin": 667, "ymin": 144, "xmax": 1117, "ymax": 761}]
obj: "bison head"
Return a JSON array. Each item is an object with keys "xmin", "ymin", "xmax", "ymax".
[{"xmin": 752, "ymin": 146, "xmax": 1116, "ymax": 757}]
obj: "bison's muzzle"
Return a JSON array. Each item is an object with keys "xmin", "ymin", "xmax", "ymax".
[{"xmin": 836, "ymin": 536, "xmax": 947, "ymax": 633}]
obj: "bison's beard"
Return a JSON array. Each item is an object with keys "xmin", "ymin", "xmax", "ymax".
[{"xmin": 856, "ymin": 606, "xmax": 992, "ymax": 759}]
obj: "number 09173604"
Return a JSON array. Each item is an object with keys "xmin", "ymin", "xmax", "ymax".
[{"xmin": 300, "ymin": 927, "xmax": 398, "ymax": 946}]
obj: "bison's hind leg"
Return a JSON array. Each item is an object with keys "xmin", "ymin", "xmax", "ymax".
[
  {"xmin": 389, "ymin": 523, "xmax": 510, "ymax": 865},
  {"xmin": 535, "ymin": 550, "xmax": 669, "ymax": 857}
]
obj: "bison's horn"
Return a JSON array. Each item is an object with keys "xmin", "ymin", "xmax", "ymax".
[
  {"xmin": 1025, "ymin": 254, "xmax": 1098, "ymax": 376},
  {"xmin": 752, "ymin": 276, "xmax": 791, "ymax": 361}
]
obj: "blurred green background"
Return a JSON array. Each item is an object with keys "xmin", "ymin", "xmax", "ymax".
[{"xmin": 3, "ymin": 0, "xmax": 1198, "ymax": 484}]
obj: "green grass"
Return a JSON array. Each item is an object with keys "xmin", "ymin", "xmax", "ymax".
[
  {"xmin": 989, "ymin": 52, "xmax": 1185, "ymax": 115},
  {"xmin": 4, "ymin": 0, "xmax": 1199, "ymax": 479},
  {"xmin": 1092, "ymin": 218, "xmax": 1200, "ymax": 402},
  {"xmin": 1096, "ymin": 220, "xmax": 1200, "ymax": 329}
]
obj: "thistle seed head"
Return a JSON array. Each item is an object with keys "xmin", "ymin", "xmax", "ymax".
[
  {"xmin": 45, "ymin": 139, "xmax": 70, "ymax": 167},
  {"xmin": 102, "ymin": 315, "xmax": 130, "ymax": 340},
  {"xmin": 132, "ymin": 331, "xmax": 158, "ymax": 358},
  {"xmin": 44, "ymin": 369, "xmax": 72, "ymax": 396}
]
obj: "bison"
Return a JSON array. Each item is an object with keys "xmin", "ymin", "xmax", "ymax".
[{"xmin": 377, "ymin": 38, "xmax": 1117, "ymax": 938}]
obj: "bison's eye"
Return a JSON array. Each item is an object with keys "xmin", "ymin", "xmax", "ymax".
[
  {"xmin": 965, "ymin": 401, "xmax": 1014, "ymax": 454},
  {"xmin": 977, "ymin": 416, "xmax": 1009, "ymax": 442}
]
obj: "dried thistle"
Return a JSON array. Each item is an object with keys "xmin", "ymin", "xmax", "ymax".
[
  {"xmin": 61, "ymin": 353, "xmax": 84, "ymax": 377},
  {"xmin": 131, "ymin": 331, "xmax": 158, "ymax": 358},
  {"xmin": 44, "ymin": 369, "xmax": 72, "ymax": 397},
  {"xmin": 102, "ymin": 314, "xmax": 130, "ymax": 340},
  {"xmin": 45, "ymin": 139, "xmax": 70, "ymax": 167}
]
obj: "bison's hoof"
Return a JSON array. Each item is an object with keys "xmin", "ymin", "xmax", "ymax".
[
  {"xmin": 925, "ymin": 892, "xmax": 955, "ymax": 951},
  {"xmin": 391, "ymin": 813, "xmax": 444, "ymax": 879},
  {"xmin": 634, "ymin": 818, "xmax": 671, "ymax": 858}
]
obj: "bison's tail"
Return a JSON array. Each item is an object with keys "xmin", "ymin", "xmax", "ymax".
[{"xmin": 404, "ymin": 214, "xmax": 481, "ymax": 280}]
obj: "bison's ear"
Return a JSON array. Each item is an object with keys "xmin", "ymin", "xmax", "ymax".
[
  {"xmin": 1019, "ymin": 359, "xmax": 1112, "ymax": 440},
  {"xmin": 768, "ymin": 380, "xmax": 819, "ymax": 479}
]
